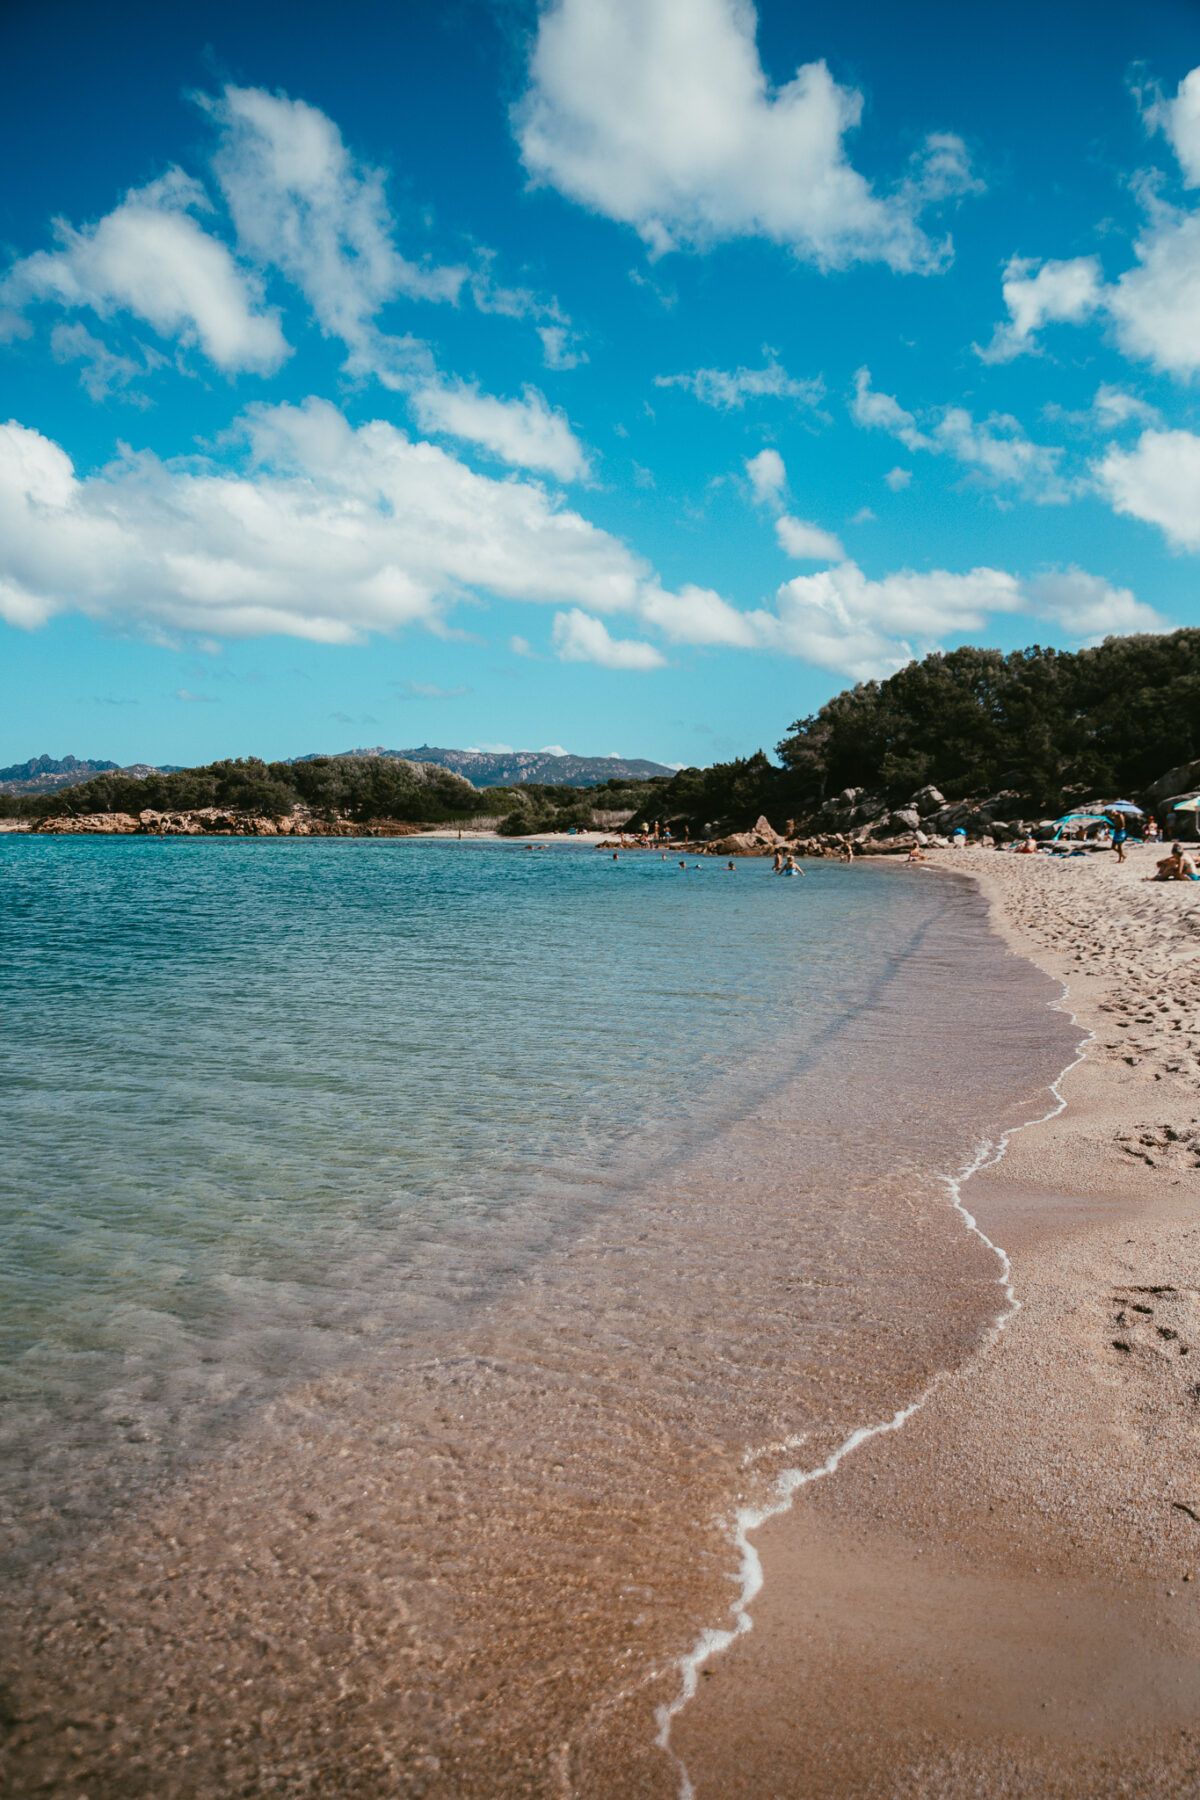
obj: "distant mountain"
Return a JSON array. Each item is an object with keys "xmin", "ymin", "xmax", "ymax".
[
  {"xmin": 290, "ymin": 745, "xmax": 676, "ymax": 789},
  {"xmin": 0, "ymin": 755, "xmax": 181, "ymax": 796}
]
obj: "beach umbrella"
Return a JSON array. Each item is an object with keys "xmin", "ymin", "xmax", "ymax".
[
  {"xmin": 1170, "ymin": 796, "xmax": 1200, "ymax": 811},
  {"xmin": 1105, "ymin": 800, "xmax": 1144, "ymax": 814}
]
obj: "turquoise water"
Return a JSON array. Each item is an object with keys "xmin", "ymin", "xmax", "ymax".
[{"xmin": 0, "ymin": 837, "xmax": 996, "ymax": 1558}]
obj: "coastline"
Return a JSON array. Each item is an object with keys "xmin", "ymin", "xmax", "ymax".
[{"xmin": 673, "ymin": 847, "xmax": 1200, "ymax": 1797}]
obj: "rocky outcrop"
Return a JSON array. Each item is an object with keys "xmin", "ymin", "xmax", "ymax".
[
  {"xmin": 34, "ymin": 813, "xmax": 140, "ymax": 834},
  {"xmin": 1147, "ymin": 760, "xmax": 1200, "ymax": 806},
  {"xmin": 32, "ymin": 809, "xmax": 429, "ymax": 838}
]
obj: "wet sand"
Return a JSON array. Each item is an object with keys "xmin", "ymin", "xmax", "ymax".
[{"xmin": 675, "ymin": 847, "xmax": 1200, "ymax": 1797}]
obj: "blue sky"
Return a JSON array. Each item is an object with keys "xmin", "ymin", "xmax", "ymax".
[{"xmin": 2, "ymin": 0, "xmax": 1200, "ymax": 771}]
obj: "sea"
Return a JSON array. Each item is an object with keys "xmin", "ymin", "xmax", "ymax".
[{"xmin": 0, "ymin": 836, "xmax": 1081, "ymax": 1797}]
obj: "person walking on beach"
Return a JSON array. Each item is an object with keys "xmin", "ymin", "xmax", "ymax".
[{"xmin": 1111, "ymin": 819, "xmax": 1128, "ymax": 863}]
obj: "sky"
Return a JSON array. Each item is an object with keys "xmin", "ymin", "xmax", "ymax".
[{"xmin": 2, "ymin": 0, "xmax": 1199, "ymax": 772}]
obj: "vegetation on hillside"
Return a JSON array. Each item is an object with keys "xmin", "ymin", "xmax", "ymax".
[
  {"xmin": 6, "ymin": 629, "xmax": 1198, "ymax": 835},
  {"xmin": 0, "ymin": 756, "xmax": 481, "ymax": 823}
]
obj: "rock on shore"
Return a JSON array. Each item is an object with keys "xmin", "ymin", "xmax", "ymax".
[{"xmin": 31, "ymin": 808, "xmax": 426, "ymax": 837}]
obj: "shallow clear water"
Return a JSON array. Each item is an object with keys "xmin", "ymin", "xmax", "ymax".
[
  {"xmin": 1, "ymin": 836, "xmax": 945, "ymax": 1548},
  {"xmin": 0, "ymin": 837, "xmax": 1083, "ymax": 1800}
]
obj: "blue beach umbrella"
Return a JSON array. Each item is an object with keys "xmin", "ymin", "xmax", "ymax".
[
  {"xmin": 1105, "ymin": 800, "xmax": 1145, "ymax": 815},
  {"xmin": 1170, "ymin": 796, "xmax": 1200, "ymax": 811}
]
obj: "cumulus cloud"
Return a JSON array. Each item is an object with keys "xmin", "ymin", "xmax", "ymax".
[
  {"xmin": 1144, "ymin": 66, "xmax": 1200, "ymax": 187},
  {"xmin": 202, "ymin": 84, "xmax": 462, "ymax": 383},
  {"xmin": 979, "ymin": 213, "xmax": 1200, "ymax": 378},
  {"xmin": 743, "ymin": 447, "xmax": 842, "ymax": 559},
  {"xmin": 1094, "ymin": 427, "xmax": 1200, "ymax": 549},
  {"xmin": 0, "ymin": 400, "xmax": 649, "ymax": 640},
  {"xmin": 0, "ymin": 169, "xmax": 288, "ymax": 373},
  {"xmin": 745, "ymin": 447, "xmax": 787, "ymax": 505},
  {"xmin": 0, "ymin": 397, "xmax": 1152, "ymax": 681},
  {"xmin": 976, "ymin": 255, "xmax": 1103, "ymax": 363},
  {"xmin": 851, "ymin": 367, "xmax": 932, "ymax": 450},
  {"xmin": 1105, "ymin": 204, "xmax": 1200, "ymax": 378},
  {"xmin": 513, "ymin": 0, "xmax": 978, "ymax": 270},
  {"xmin": 637, "ymin": 582, "xmax": 763, "ymax": 647},
  {"xmin": 979, "ymin": 71, "xmax": 1200, "ymax": 378},
  {"xmin": 408, "ymin": 381, "xmax": 589, "ymax": 480},
  {"xmin": 851, "ymin": 368, "xmax": 1066, "ymax": 499},
  {"xmin": 1024, "ymin": 567, "xmax": 1167, "ymax": 639},
  {"xmin": 552, "ymin": 608, "xmax": 666, "ymax": 668},
  {"xmin": 884, "ymin": 466, "xmax": 912, "ymax": 491},
  {"xmin": 774, "ymin": 514, "xmax": 845, "ymax": 561},
  {"xmin": 755, "ymin": 559, "xmax": 1158, "ymax": 679},
  {"xmin": 655, "ymin": 353, "xmax": 823, "ymax": 409}
]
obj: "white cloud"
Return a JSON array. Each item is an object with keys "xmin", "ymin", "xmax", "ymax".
[
  {"xmin": 0, "ymin": 400, "xmax": 655, "ymax": 640},
  {"xmin": 655, "ymin": 354, "xmax": 823, "ymax": 409},
  {"xmin": 978, "ymin": 65, "xmax": 1200, "ymax": 381},
  {"xmin": 1090, "ymin": 384, "xmax": 1161, "ymax": 428},
  {"xmin": 540, "ymin": 743, "xmax": 569, "ymax": 755},
  {"xmin": 1105, "ymin": 204, "xmax": 1200, "ymax": 378},
  {"xmin": 49, "ymin": 322, "xmax": 161, "ymax": 401},
  {"xmin": 976, "ymin": 254, "xmax": 1103, "ymax": 362},
  {"xmin": 513, "ymin": 0, "xmax": 977, "ymax": 271},
  {"xmin": 202, "ymin": 85, "xmax": 462, "ymax": 384},
  {"xmin": 510, "ymin": 634, "xmax": 536, "ymax": 657},
  {"xmin": 552, "ymin": 608, "xmax": 666, "ymax": 669},
  {"xmin": 774, "ymin": 514, "xmax": 844, "ymax": 561},
  {"xmin": 0, "ymin": 169, "xmax": 288, "ymax": 373},
  {"xmin": 745, "ymin": 447, "xmax": 787, "ymax": 505},
  {"xmin": 1145, "ymin": 66, "xmax": 1200, "ymax": 187},
  {"xmin": 931, "ymin": 407, "xmax": 1066, "ymax": 497},
  {"xmin": 1024, "ymin": 567, "xmax": 1167, "ymax": 640},
  {"xmin": 884, "ymin": 466, "xmax": 911, "ymax": 491},
  {"xmin": 851, "ymin": 368, "xmax": 1065, "ymax": 499},
  {"xmin": 408, "ymin": 381, "xmax": 589, "ymax": 480},
  {"xmin": 1095, "ymin": 427, "xmax": 1200, "ymax": 549},
  {"xmin": 538, "ymin": 324, "xmax": 585, "ymax": 369},
  {"xmin": 757, "ymin": 563, "xmax": 1023, "ymax": 680},
  {"xmin": 744, "ymin": 447, "xmax": 841, "ymax": 558},
  {"xmin": 637, "ymin": 582, "xmax": 763, "ymax": 647},
  {"xmin": 851, "ymin": 367, "xmax": 932, "ymax": 450}
]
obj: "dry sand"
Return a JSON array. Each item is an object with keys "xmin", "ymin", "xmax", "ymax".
[{"xmin": 674, "ymin": 844, "xmax": 1200, "ymax": 1797}]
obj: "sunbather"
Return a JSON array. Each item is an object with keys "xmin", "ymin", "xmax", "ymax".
[{"xmin": 1149, "ymin": 843, "xmax": 1198, "ymax": 881}]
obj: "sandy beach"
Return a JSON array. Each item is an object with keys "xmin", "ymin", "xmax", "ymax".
[{"xmin": 674, "ymin": 845, "xmax": 1200, "ymax": 1797}]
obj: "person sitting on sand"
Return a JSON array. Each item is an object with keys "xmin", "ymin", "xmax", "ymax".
[
  {"xmin": 1149, "ymin": 842, "xmax": 1198, "ymax": 881},
  {"xmin": 906, "ymin": 844, "xmax": 926, "ymax": 862},
  {"xmin": 1016, "ymin": 835, "xmax": 1038, "ymax": 855}
]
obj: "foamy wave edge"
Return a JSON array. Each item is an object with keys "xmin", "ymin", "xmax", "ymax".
[{"xmin": 652, "ymin": 978, "xmax": 1093, "ymax": 1800}]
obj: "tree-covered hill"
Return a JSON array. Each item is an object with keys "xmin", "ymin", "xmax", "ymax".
[
  {"xmin": 652, "ymin": 628, "xmax": 1200, "ymax": 833},
  {"xmin": 7, "ymin": 629, "xmax": 1199, "ymax": 837}
]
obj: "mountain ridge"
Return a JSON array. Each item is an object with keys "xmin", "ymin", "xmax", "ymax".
[{"xmin": 287, "ymin": 745, "xmax": 676, "ymax": 788}]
